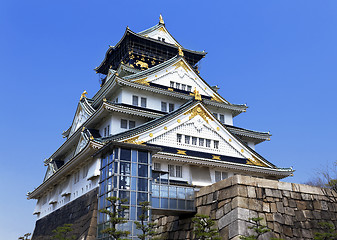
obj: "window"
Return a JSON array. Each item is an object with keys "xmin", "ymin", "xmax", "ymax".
[
  {"xmin": 169, "ymin": 103, "xmax": 174, "ymax": 112},
  {"xmin": 215, "ymin": 171, "xmax": 228, "ymax": 182},
  {"xmin": 83, "ymin": 164, "xmax": 89, "ymax": 178},
  {"xmin": 199, "ymin": 138, "xmax": 204, "ymax": 146},
  {"xmin": 220, "ymin": 114, "xmax": 225, "ymax": 123},
  {"xmin": 129, "ymin": 121, "xmax": 135, "ymax": 129},
  {"xmin": 206, "ymin": 139, "xmax": 211, "ymax": 148},
  {"xmin": 181, "ymin": 84, "xmax": 186, "ymax": 91},
  {"xmin": 185, "ymin": 135, "xmax": 190, "ymax": 144},
  {"xmin": 104, "ymin": 125, "xmax": 110, "ymax": 137},
  {"xmin": 154, "ymin": 162, "xmax": 161, "ymax": 171},
  {"xmin": 176, "ymin": 83, "xmax": 180, "ymax": 89},
  {"xmin": 162, "ymin": 38, "xmax": 165, "ymax": 42},
  {"xmin": 169, "ymin": 165, "xmax": 182, "ymax": 178},
  {"xmin": 121, "ymin": 119, "xmax": 128, "ymax": 129},
  {"xmin": 187, "ymin": 85, "xmax": 192, "ymax": 92},
  {"xmin": 141, "ymin": 97, "xmax": 147, "ymax": 108},
  {"xmin": 115, "ymin": 98, "xmax": 118, "ymax": 103},
  {"xmin": 192, "ymin": 137, "xmax": 197, "ymax": 145},
  {"xmin": 168, "ymin": 165, "xmax": 175, "ymax": 177},
  {"xmin": 74, "ymin": 171, "xmax": 80, "ymax": 184},
  {"xmin": 170, "ymin": 81, "xmax": 174, "ymax": 88},
  {"xmin": 132, "ymin": 95, "xmax": 138, "ymax": 106},
  {"xmin": 104, "ymin": 128, "xmax": 107, "ymax": 137},
  {"xmin": 158, "ymin": 37, "xmax": 161, "ymax": 41},
  {"xmin": 176, "ymin": 166, "xmax": 182, "ymax": 178},
  {"xmin": 214, "ymin": 140, "xmax": 219, "ymax": 149},
  {"xmin": 177, "ymin": 134, "xmax": 182, "ymax": 143},
  {"xmin": 213, "ymin": 113, "xmax": 218, "ymax": 118},
  {"xmin": 161, "ymin": 101, "xmax": 167, "ymax": 112}
]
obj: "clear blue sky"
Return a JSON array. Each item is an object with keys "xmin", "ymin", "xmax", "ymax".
[{"xmin": 1, "ymin": 0, "xmax": 337, "ymax": 239}]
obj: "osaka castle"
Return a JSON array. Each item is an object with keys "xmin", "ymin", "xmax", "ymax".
[{"xmin": 28, "ymin": 15, "xmax": 293, "ymax": 240}]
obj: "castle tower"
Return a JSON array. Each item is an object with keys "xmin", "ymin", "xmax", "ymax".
[{"xmin": 28, "ymin": 15, "xmax": 293, "ymax": 240}]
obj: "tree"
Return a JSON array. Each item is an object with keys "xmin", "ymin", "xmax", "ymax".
[
  {"xmin": 134, "ymin": 201, "xmax": 157, "ymax": 240},
  {"xmin": 304, "ymin": 161, "xmax": 337, "ymax": 192},
  {"xmin": 18, "ymin": 233, "xmax": 31, "ymax": 240},
  {"xmin": 314, "ymin": 222, "xmax": 337, "ymax": 240},
  {"xmin": 52, "ymin": 224, "xmax": 76, "ymax": 240},
  {"xmin": 192, "ymin": 214, "xmax": 221, "ymax": 240},
  {"xmin": 239, "ymin": 218, "xmax": 283, "ymax": 240},
  {"xmin": 99, "ymin": 196, "xmax": 130, "ymax": 240}
]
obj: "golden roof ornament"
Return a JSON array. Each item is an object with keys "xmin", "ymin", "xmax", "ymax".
[
  {"xmin": 178, "ymin": 47, "xmax": 184, "ymax": 57},
  {"xmin": 190, "ymin": 88, "xmax": 202, "ymax": 101},
  {"xmin": 80, "ymin": 90, "xmax": 88, "ymax": 100},
  {"xmin": 159, "ymin": 14, "xmax": 164, "ymax": 24}
]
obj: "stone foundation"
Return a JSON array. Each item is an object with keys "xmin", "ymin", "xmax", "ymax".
[
  {"xmin": 31, "ymin": 188, "xmax": 98, "ymax": 240},
  {"xmin": 196, "ymin": 175, "xmax": 337, "ymax": 239}
]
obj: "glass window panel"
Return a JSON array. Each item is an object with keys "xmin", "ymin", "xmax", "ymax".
[
  {"xmin": 177, "ymin": 134, "xmax": 182, "ymax": 143},
  {"xmin": 160, "ymin": 173, "xmax": 169, "ymax": 185},
  {"xmin": 186, "ymin": 188, "xmax": 194, "ymax": 200},
  {"xmin": 222, "ymin": 172, "xmax": 228, "ymax": 179},
  {"xmin": 120, "ymin": 148, "xmax": 131, "ymax": 161},
  {"xmin": 138, "ymin": 151, "xmax": 148, "ymax": 163},
  {"xmin": 132, "ymin": 95, "xmax": 139, "ymax": 106},
  {"xmin": 137, "ymin": 192, "xmax": 148, "ymax": 205},
  {"xmin": 181, "ymin": 84, "xmax": 186, "ymax": 90},
  {"xmin": 199, "ymin": 138, "xmax": 204, "ymax": 146},
  {"xmin": 121, "ymin": 119, "xmax": 128, "ymax": 129},
  {"xmin": 113, "ymin": 176, "xmax": 117, "ymax": 188},
  {"xmin": 161, "ymin": 101, "xmax": 167, "ymax": 112},
  {"xmin": 213, "ymin": 113, "xmax": 218, "ymax": 118},
  {"xmin": 99, "ymin": 212, "xmax": 104, "ymax": 223},
  {"xmin": 119, "ymin": 176, "xmax": 130, "ymax": 190},
  {"xmin": 138, "ymin": 178, "xmax": 148, "ymax": 192},
  {"xmin": 131, "ymin": 177, "xmax": 137, "ymax": 191},
  {"xmin": 186, "ymin": 200, "xmax": 194, "ymax": 210},
  {"xmin": 169, "ymin": 199, "xmax": 177, "ymax": 209},
  {"xmin": 102, "ymin": 157, "xmax": 107, "ymax": 168},
  {"xmin": 176, "ymin": 83, "xmax": 180, "ymax": 89},
  {"xmin": 168, "ymin": 165, "xmax": 175, "ymax": 177},
  {"xmin": 215, "ymin": 171, "xmax": 221, "ymax": 182},
  {"xmin": 154, "ymin": 162, "xmax": 161, "ymax": 171},
  {"xmin": 100, "ymin": 181, "xmax": 106, "ymax": 195},
  {"xmin": 153, "ymin": 172, "xmax": 160, "ymax": 184},
  {"xmin": 131, "ymin": 191, "xmax": 137, "ymax": 205},
  {"xmin": 152, "ymin": 184, "xmax": 160, "ymax": 197},
  {"xmin": 141, "ymin": 97, "xmax": 147, "ymax": 108},
  {"xmin": 176, "ymin": 166, "xmax": 182, "ymax": 178},
  {"xmin": 113, "ymin": 162, "xmax": 118, "ymax": 174},
  {"xmin": 129, "ymin": 120, "xmax": 135, "ymax": 129},
  {"xmin": 138, "ymin": 164, "xmax": 148, "ymax": 177},
  {"xmin": 107, "ymin": 177, "xmax": 113, "ymax": 192},
  {"xmin": 169, "ymin": 186, "xmax": 177, "ymax": 198},
  {"xmin": 109, "ymin": 153, "xmax": 113, "ymax": 163},
  {"xmin": 206, "ymin": 139, "xmax": 211, "ymax": 147},
  {"xmin": 119, "ymin": 190, "xmax": 130, "ymax": 203},
  {"xmin": 169, "ymin": 103, "xmax": 174, "ymax": 112},
  {"xmin": 132, "ymin": 163, "xmax": 137, "ymax": 177},
  {"xmin": 214, "ymin": 140, "xmax": 219, "ymax": 149},
  {"xmin": 170, "ymin": 81, "xmax": 174, "ymax": 88},
  {"xmin": 100, "ymin": 167, "xmax": 106, "ymax": 181},
  {"xmin": 115, "ymin": 148, "xmax": 119, "ymax": 159},
  {"xmin": 152, "ymin": 197, "xmax": 160, "ymax": 208},
  {"xmin": 120, "ymin": 162, "xmax": 131, "ymax": 175},
  {"xmin": 177, "ymin": 187, "xmax": 185, "ymax": 199},
  {"xmin": 130, "ymin": 206, "xmax": 136, "ymax": 220},
  {"xmin": 220, "ymin": 114, "xmax": 225, "ymax": 123},
  {"xmin": 161, "ymin": 185, "xmax": 168, "ymax": 198},
  {"xmin": 99, "ymin": 196, "xmax": 105, "ymax": 209},
  {"xmin": 132, "ymin": 150, "xmax": 137, "ymax": 163},
  {"xmin": 192, "ymin": 137, "xmax": 197, "ymax": 145},
  {"xmin": 178, "ymin": 199, "xmax": 186, "ymax": 210},
  {"xmin": 185, "ymin": 135, "xmax": 190, "ymax": 144},
  {"xmin": 97, "ymin": 224, "xmax": 103, "ymax": 238},
  {"xmin": 108, "ymin": 164, "xmax": 113, "ymax": 177},
  {"xmin": 161, "ymin": 198, "xmax": 168, "ymax": 209},
  {"xmin": 187, "ymin": 85, "xmax": 192, "ymax": 92}
]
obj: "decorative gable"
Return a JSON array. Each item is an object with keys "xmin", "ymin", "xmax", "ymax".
[
  {"xmin": 130, "ymin": 58, "xmax": 227, "ymax": 103},
  {"xmin": 69, "ymin": 98, "xmax": 95, "ymax": 136},
  {"xmin": 144, "ymin": 26, "xmax": 180, "ymax": 46}
]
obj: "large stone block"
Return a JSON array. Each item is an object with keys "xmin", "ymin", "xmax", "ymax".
[
  {"xmin": 247, "ymin": 186, "xmax": 256, "ymax": 198},
  {"xmin": 248, "ymin": 198, "xmax": 262, "ymax": 211},
  {"xmin": 278, "ymin": 181, "xmax": 292, "ymax": 191},
  {"xmin": 231, "ymin": 196, "xmax": 249, "ymax": 209}
]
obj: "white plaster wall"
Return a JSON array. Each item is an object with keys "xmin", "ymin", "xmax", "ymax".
[
  {"xmin": 119, "ymin": 88, "xmax": 185, "ymax": 112},
  {"xmin": 207, "ymin": 106, "xmax": 233, "ymax": 125},
  {"xmin": 98, "ymin": 112, "xmax": 149, "ymax": 137},
  {"xmin": 34, "ymin": 158, "xmax": 100, "ymax": 219}
]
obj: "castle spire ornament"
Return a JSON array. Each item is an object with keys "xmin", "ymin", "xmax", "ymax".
[
  {"xmin": 190, "ymin": 88, "xmax": 202, "ymax": 101},
  {"xmin": 159, "ymin": 14, "xmax": 164, "ymax": 24},
  {"xmin": 80, "ymin": 90, "xmax": 88, "ymax": 100},
  {"xmin": 178, "ymin": 47, "xmax": 184, "ymax": 57}
]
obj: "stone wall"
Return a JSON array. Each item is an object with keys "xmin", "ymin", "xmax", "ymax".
[
  {"xmin": 31, "ymin": 188, "xmax": 98, "ymax": 240},
  {"xmin": 152, "ymin": 213, "xmax": 194, "ymax": 239},
  {"xmin": 196, "ymin": 175, "xmax": 337, "ymax": 239}
]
